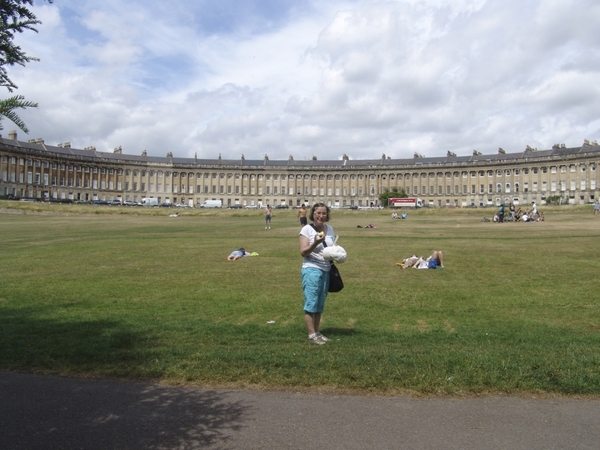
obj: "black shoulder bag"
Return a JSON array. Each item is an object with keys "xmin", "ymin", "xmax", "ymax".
[{"xmin": 310, "ymin": 224, "xmax": 344, "ymax": 293}]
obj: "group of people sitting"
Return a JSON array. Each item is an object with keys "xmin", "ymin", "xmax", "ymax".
[
  {"xmin": 391, "ymin": 212, "xmax": 408, "ymax": 219},
  {"xmin": 489, "ymin": 202, "xmax": 544, "ymax": 223},
  {"xmin": 492, "ymin": 208, "xmax": 544, "ymax": 223},
  {"xmin": 398, "ymin": 251, "xmax": 444, "ymax": 269}
]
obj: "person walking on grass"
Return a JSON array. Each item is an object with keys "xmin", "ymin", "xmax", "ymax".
[
  {"xmin": 297, "ymin": 204, "xmax": 308, "ymax": 228},
  {"xmin": 594, "ymin": 200, "xmax": 599, "ymax": 215},
  {"xmin": 299, "ymin": 203, "xmax": 335, "ymax": 345},
  {"xmin": 264, "ymin": 205, "xmax": 272, "ymax": 229}
]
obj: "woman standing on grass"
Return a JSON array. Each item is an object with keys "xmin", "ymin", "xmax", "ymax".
[{"xmin": 299, "ymin": 203, "xmax": 334, "ymax": 345}]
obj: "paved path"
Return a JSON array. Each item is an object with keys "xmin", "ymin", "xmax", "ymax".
[{"xmin": 1, "ymin": 371, "xmax": 599, "ymax": 449}]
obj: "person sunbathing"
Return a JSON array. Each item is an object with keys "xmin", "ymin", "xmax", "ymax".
[
  {"xmin": 413, "ymin": 251, "xmax": 444, "ymax": 269},
  {"xmin": 227, "ymin": 248, "xmax": 250, "ymax": 261}
]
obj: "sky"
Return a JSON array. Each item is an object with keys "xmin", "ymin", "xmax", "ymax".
[{"xmin": 6, "ymin": 0, "xmax": 600, "ymax": 161}]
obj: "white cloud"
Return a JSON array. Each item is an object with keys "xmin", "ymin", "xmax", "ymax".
[{"xmin": 5, "ymin": 0, "xmax": 600, "ymax": 160}]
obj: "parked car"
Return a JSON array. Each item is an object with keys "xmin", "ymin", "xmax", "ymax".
[
  {"xmin": 107, "ymin": 200, "xmax": 122, "ymax": 205},
  {"xmin": 347, "ymin": 205, "xmax": 358, "ymax": 210},
  {"xmin": 92, "ymin": 200, "xmax": 109, "ymax": 205},
  {"xmin": 275, "ymin": 204, "xmax": 289, "ymax": 209},
  {"xmin": 175, "ymin": 203, "xmax": 191, "ymax": 208},
  {"xmin": 245, "ymin": 205, "xmax": 258, "ymax": 209},
  {"xmin": 123, "ymin": 200, "xmax": 138, "ymax": 206},
  {"xmin": 227, "ymin": 204, "xmax": 243, "ymax": 209},
  {"xmin": 159, "ymin": 203, "xmax": 172, "ymax": 207}
]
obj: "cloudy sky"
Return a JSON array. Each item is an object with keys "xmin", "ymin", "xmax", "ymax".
[{"xmin": 7, "ymin": 0, "xmax": 600, "ymax": 160}]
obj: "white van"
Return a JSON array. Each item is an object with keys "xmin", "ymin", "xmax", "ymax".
[
  {"xmin": 200, "ymin": 200, "xmax": 222, "ymax": 208},
  {"xmin": 141, "ymin": 197, "xmax": 158, "ymax": 206}
]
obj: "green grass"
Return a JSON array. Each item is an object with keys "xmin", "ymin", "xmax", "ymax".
[{"xmin": 1, "ymin": 203, "xmax": 599, "ymax": 396}]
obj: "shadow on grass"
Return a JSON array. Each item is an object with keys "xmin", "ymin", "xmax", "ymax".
[
  {"xmin": 0, "ymin": 305, "xmax": 161, "ymax": 377},
  {"xmin": 0, "ymin": 371, "xmax": 249, "ymax": 450},
  {"xmin": 319, "ymin": 327, "xmax": 359, "ymax": 338}
]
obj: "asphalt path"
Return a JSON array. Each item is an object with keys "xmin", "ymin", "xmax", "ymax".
[{"xmin": 1, "ymin": 371, "xmax": 599, "ymax": 450}]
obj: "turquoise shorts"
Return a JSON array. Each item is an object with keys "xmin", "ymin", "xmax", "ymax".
[{"xmin": 301, "ymin": 267, "xmax": 329, "ymax": 313}]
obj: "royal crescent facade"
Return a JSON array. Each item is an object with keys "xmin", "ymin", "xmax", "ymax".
[{"xmin": 1, "ymin": 130, "xmax": 599, "ymax": 208}]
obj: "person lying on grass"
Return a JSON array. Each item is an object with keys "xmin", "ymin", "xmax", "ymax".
[
  {"xmin": 398, "ymin": 251, "xmax": 444, "ymax": 269},
  {"xmin": 227, "ymin": 248, "xmax": 251, "ymax": 261}
]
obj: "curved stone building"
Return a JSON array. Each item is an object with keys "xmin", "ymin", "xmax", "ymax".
[{"xmin": 1, "ymin": 130, "xmax": 599, "ymax": 208}]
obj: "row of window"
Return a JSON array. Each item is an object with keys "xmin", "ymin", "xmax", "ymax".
[
  {"xmin": 4, "ymin": 169, "xmax": 595, "ymax": 197},
  {"xmin": 404, "ymin": 179, "xmax": 597, "ymax": 196},
  {"xmin": 2, "ymin": 155, "xmax": 597, "ymax": 180}
]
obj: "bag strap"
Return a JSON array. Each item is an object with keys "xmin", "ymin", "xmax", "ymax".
[
  {"xmin": 310, "ymin": 223, "xmax": 334, "ymax": 265},
  {"xmin": 309, "ymin": 223, "xmax": 327, "ymax": 247}
]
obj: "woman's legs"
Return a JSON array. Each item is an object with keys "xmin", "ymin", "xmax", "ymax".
[{"xmin": 304, "ymin": 312, "xmax": 321, "ymax": 335}]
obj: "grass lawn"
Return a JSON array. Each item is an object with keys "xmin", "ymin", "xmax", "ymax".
[{"xmin": 1, "ymin": 202, "xmax": 599, "ymax": 396}]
